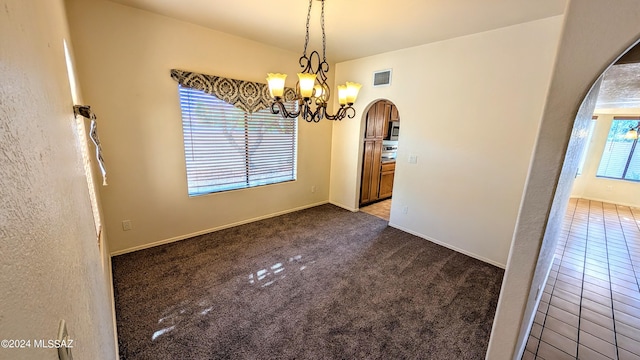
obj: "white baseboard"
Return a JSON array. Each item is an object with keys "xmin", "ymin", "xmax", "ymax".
[
  {"xmin": 106, "ymin": 253, "xmax": 120, "ymax": 359},
  {"xmin": 514, "ymin": 254, "xmax": 556, "ymax": 360},
  {"xmin": 571, "ymin": 195, "xmax": 639, "ymax": 209},
  {"xmin": 110, "ymin": 201, "xmax": 330, "ymax": 256},
  {"xmin": 387, "ymin": 222, "xmax": 506, "ymax": 269},
  {"xmin": 329, "ymin": 200, "xmax": 358, "ymax": 212}
]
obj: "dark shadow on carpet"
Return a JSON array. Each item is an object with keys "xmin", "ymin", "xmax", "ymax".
[{"xmin": 112, "ymin": 204, "xmax": 504, "ymax": 359}]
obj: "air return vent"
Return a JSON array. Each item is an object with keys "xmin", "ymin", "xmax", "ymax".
[{"xmin": 373, "ymin": 69, "xmax": 392, "ymax": 87}]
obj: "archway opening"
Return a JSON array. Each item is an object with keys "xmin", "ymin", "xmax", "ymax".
[
  {"xmin": 358, "ymin": 99, "xmax": 401, "ymax": 222},
  {"xmin": 515, "ymin": 42, "xmax": 640, "ymax": 360}
]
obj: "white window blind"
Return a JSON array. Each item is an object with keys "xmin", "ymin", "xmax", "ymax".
[
  {"xmin": 178, "ymin": 85, "xmax": 297, "ymax": 196},
  {"xmin": 596, "ymin": 118, "xmax": 640, "ymax": 181}
]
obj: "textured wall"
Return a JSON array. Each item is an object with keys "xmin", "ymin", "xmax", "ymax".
[
  {"xmin": 487, "ymin": 0, "xmax": 640, "ymax": 358},
  {"xmin": 0, "ymin": 0, "xmax": 117, "ymax": 359}
]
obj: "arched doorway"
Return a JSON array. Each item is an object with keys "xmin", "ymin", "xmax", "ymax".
[
  {"xmin": 487, "ymin": 2, "xmax": 640, "ymax": 358},
  {"xmin": 358, "ymin": 99, "xmax": 400, "ymax": 220}
]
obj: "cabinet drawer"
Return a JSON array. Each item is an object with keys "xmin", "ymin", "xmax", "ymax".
[{"xmin": 381, "ymin": 162, "xmax": 396, "ymax": 172}]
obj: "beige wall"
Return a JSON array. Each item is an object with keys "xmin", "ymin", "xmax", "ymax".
[
  {"xmin": 331, "ymin": 16, "xmax": 563, "ymax": 267},
  {"xmin": 66, "ymin": 0, "xmax": 334, "ymax": 254},
  {"xmin": 0, "ymin": 0, "xmax": 117, "ymax": 358},
  {"xmin": 572, "ymin": 109, "xmax": 640, "ymax": 207},
  {"xmin": 488, "ymin": 0, "xmax": 640, "ymax": 358}
]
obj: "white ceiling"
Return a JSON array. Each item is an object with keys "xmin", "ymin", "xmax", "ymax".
[
  {"xmin": 105, "ymin": 0, "xmax": 640, "ymax": 110},
  {"xmin": 108, "ymin": 0, "xmax": 567, "ymax": 63},
  {"xmin": 597, "ymin": 63, "xmax": 640, "ymax": 110}
]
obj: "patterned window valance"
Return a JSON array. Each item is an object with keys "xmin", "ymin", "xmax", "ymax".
[{"xmin": 170, "ymin": 69, "xmax": 296, "ymax": 114}]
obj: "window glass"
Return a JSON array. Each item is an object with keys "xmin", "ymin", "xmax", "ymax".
[{"xmin": 596, "ymin": 118, "xmax": 640, "ymax": 181}]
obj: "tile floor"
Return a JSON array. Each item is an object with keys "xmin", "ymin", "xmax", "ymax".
[
  {"xmin": 359, "ymin": 199, "xmax": 392, "ymax": 221},
  {"xmin": 523, "ymin": 198, "xmax": 640, "ymax": 360}
]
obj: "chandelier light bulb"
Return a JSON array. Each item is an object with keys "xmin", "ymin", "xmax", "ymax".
[{"xmin": 314, "ymin": 84, "xmax": 324, "ymax": 98}]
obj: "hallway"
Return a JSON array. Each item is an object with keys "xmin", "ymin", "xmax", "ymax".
[{"xmin": 524, "ymin": 198, "xmax": 640, "ymax": 359}]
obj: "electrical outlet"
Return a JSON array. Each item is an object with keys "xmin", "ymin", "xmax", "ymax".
[
  {"xmin": 311, "ymin": 185, "xmax": 316, "ymax": 193},
  {"xmin": 402, "ymin": 206, "xmax": 409, "ymax": 214},
  {"xmin": 122, "ymin": 220, "xmax": 132, "ymax": 231},
  {"xmin": 408, "ymin": 154, "xmax": 418, "ymax": 164}
]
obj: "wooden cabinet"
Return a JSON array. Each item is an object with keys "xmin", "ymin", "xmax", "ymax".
[
  {"xmin": 382, "ymin": 103, "xmax": 392, "ymax": 139},
  {"xmin": 360, "ymin": 100, "xmax": 399, "ymax": 206},
  {"xmin": 360, "ymin": 140, "xmax": 383, "ymax": 204},
  {"xmin": 379, "ymin": 162, "xmax": 395, "ymax": 199},
  {"xmin": 365, "ymin": 100, "xmax": 399, "ymax": 141},
  {"xmin": 365, "ymin": 101, "xmax": 387, "ymax": 139},
  {"xmin": 390, "ymin": 105, "xmax": 399, "ymax": 121}
]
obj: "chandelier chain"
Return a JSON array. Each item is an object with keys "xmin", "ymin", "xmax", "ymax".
[
  {"xmin": 303, "ymin": 0, "xmax": 313, "ymax": 57},
  {"xmin": 321, "ymin": 0, "xmax": 326, "ymax": 62}
]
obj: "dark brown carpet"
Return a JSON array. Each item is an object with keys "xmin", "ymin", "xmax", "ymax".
[{"xmin": 112, "ymin": 204, "xmax": 503, "ymax": 359}]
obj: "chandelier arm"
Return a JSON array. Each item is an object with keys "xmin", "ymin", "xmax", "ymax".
[
  {"xmin": 270, "ymin": 100, "xmax": 300, "ymax": 118},
  {"xmin": 323, "ymin": 105, "xmax": 356, "ymax": 121},
  {"xmin": 344, "ymin": 106, "xmax": 356, "ymax": 119}
]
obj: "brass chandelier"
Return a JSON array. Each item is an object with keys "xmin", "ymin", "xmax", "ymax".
[{"xmin": 266, "ymin": 0, "xmax": 361, "ymax": 123}]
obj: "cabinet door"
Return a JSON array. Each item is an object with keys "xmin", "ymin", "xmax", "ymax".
[
  {"xmin": 375, "ymin": 102, "xmax": 388, "ymax": 138},
  {"xmin": 364, "ymin": 107, "xmax": 376, "ymax": 139},
  {"xmin": 360, "ymin": 141, "xmax": 375, "ymax": 204},
  {"xmin": 360, "ymin": 140, "xmax": 383, "ymax": 205},
  {"xmin": 379, "ymin": 171, "xmax": 394, "ymax": 199},
  {"xmin": 383, "ymin": 103, "xmax": 392, "ymax": 139},
  {"xmin": 364, "ymin": 102, "xmax": 387, "ymax": 139},
  {"xmin": 391, "ymin": 104, "xmax": 399, "ymax": 121}
]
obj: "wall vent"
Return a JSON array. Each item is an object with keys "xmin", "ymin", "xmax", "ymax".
[{"xmin": 373, "ymin": 69, "xmax": 392, "ymax": 87}]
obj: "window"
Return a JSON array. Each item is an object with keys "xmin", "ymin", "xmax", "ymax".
[
  {"xmin": 596, "ymin": 117, "xmax": 640, "ymax": 181},
  {"xmin": 178, "ymin": 85, "xmax": 297, "ymax": 196}
]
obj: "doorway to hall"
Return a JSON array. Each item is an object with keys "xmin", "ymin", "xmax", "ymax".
[
  {"xmin": 522, "ymin": 51, "xmax": 640, "ymax": 360},
  {"xmin": 359, "ymin": 99, "xmax": 400, "ymax": 221}
]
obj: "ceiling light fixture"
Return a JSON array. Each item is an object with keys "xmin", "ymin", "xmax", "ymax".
[
  {"xmin": 625, "ymin": 122, "xmax": 639, "ymax": 140},
  {"xmin": 266, "ymin": 0, "xmax": 361, "ymax": 123}
]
